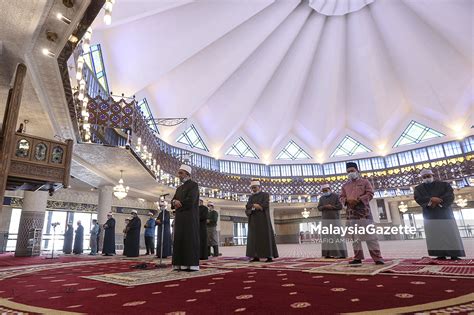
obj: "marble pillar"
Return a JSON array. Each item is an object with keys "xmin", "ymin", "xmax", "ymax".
[
  {"xmin": 15, "ymin": 191, "xmax": 48, "ymax": 257},
  {"xmin": 0, "ymin": 205, "xmax": 13, "ymax": 253},
  {"xmin": 97, "ymin": 186, "xmax": 113, "ymax": 252}
]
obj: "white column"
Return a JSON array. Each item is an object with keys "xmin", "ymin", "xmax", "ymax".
[
  {"xmin": 269, "ymin": 206, "xmax": 275, "ymax": 230},
  {"xmin": 98, "ymin": 186, "xmax": 113, "ymax": 224},
  {"xmin": 0, "ymin": 205, "xmax": 13, "ymax": 253},
  {"xmin": 15, "ymin": 191, "xmax": 48, "ymax": 256},
  {"xmin": 97, "ymin": 186, "xmax": 113, "ymax": 251},
  {"xmin": 388, "ymin": 201, "xmax": 403, "ymax": 240}
]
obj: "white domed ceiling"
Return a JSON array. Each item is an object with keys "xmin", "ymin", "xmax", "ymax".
[{"xmin": 91, "ymin": 0, "xmax": 473, "ymax": 164}]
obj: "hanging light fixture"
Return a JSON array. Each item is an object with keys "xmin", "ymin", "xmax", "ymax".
[
  {"xmin": 301, "ymin": 208, "xmax": 310, "ymax": 219},
  {"xmin": 455, "ymin": 196, "xmax": 468, "ymax": 208},
  {"xmin": 113, "ymin": 170, "xmax": 129, "ymax": 200},
  {"xmin": 104, "ymin": 0, "xmax": 115, "ymax": 25},
  {"xmin": 398, "ymin": 201, "xmax": 408, "ymax": 213}
]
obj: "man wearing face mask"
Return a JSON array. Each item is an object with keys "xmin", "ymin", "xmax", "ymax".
[
  {"xmin": 171, "ymin": 164, "xmax": 200, "ymax": 271},
  {"xmin": 340, "ymin": 162, "xmax": 384, "ymax": 265},
  {"xmin": 414, "ymin": 169, "xmax": 465, "ymax": 260},
  {"xmin": 317, "ymin": 184, "xmax": 347, "ymax": 259},
  {"xmin": 245, "ymin": 180, "xmax": 279, "ymax": 262}
]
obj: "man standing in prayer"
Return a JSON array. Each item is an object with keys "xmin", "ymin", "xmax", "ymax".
[
  {"xmin": 102, "ymin": 212, "xmax": 116, "ymax": 256},
  {"xmin": 156, "ymin": 201, "xmax": 172, "ymax": 258},
  {"xmin": 207, "ymin": 202, "xmax": 219, "ymax": 257},
  {"xmin": 171, "ymin": 164, "xmax": 200, "ymax": 271},
  {"xmin": 414, "ymin": 169, "xmax": 465, "ymax": 260},
  {"xmin": 89, "ymin": 219, "xmax": 99, "ymax": 255},
  {"xmin": 317, "ymin": 184, "xmax": 347, "ymax": 259},
  {"xmin": 123, "ymin": 210, "xmax": 141, "ymax": 257},
  {"xmin": 144, "ymin": 212, "xmax": 156, "ymax": 255},
  {"xmin": 73, "ymin": 220, "xmax": 84, "ymax": 254},
  {"xmin": 63, "ymin": 223, "xmax": 74, "ymax": 254},
  {"xmin": 245, "ymin": 180, "xmax": 279, "ymax": 262},
  {"xmin": 123, "ymin": 218, "xmax": 130, "ymax": 249},
  {"xmin": 199, "ymin": 199, "xmax": 209, "ymax": 260},
  {"xmin": 340, "ymin": 162, "xmax": 384, "ymax": 265}
]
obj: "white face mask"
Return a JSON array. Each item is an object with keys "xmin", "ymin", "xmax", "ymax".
[
  {"xmin": 423, "ymin": 177, "xmax": 434, "ymax": 184},
  {"xmin": 322, "ymin": 192, "xmax": 331, "ymax": 197},
  {"xmin": 347, "ymin": 172, "xmax": 359, "ymax": 180}
]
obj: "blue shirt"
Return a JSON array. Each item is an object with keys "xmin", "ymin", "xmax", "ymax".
[{"xmin": 144, "ymin": 218, "xmax": 156, "ymax": 237}]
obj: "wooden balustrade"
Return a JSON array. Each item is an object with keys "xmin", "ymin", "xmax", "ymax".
[{"xmin": 7, "ymin": 133, "xmax": 73, "ymax": 193}]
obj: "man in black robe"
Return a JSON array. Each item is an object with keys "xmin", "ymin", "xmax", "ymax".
[
  {"xmin": 245, "ymin": 180, "xmax": 278, "ymax": 262},
  {"xmin": 171, "ymin": 164, "xmax": 200, "ymax": 271},
  {"xmin": 102, "ymin": 212, "xmax": 116, "ymax": 256},
  {"xmin": 317, "ymin": 184, "xmax": 347, "ymax": 259},
  {"xmin": 207, "ymin": 202, "xmax": 219, "ymax": 257},
  {"xmin": 73, "ymin": 221, "xmax": 84, "ymax": 254},
  {"xmin": 123, "ymin": 210, "xmax": 141, "ymax": 257},
  {"xmin": 156, "ymin": 201, "xmax": 172, "ymax": 258},
  {"xmin": 63, "ymin": 223, "xmax": 73, "ymax": 254},
  {"xmin": 198, "ymin": 199, "xmax": 209, "ymax": 260},
  {"xmin": 414, "ymin": 169, "xmax": 465, "ymax": 260}
]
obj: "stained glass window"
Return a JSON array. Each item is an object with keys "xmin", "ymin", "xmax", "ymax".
[
  {"xmin": 177, "ymin": 125, "xmax": 208, "ymax": 151},
  {"xmin": 276, "ymin": 141, "xmax": 311, "ymax": 160},
  {"xmin": 225, "ymin": 137, "xmax": 258, "ymax": 159},
  {"xmin": 394, "ymin": 121, "xmax": 444, "ymax": 147},
  {"xmin": 331, "ymin": 136, "xmax": 371, "ymax": 157},
  {"xmin": 82, "ymin": 44, "xmax": 109, "ymax": 92}
]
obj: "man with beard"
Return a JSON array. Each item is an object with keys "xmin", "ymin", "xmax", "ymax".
[
  {"xmin": 245, "ymin": 180, "xmax": 278, "ymax": 262},
  {"xmin": 63, "ymin": 223, "xmax": 74, "ymax": 254},
  {"xmin": 171, "ymin": 164, "xmax": 200, "ymax": 271},
  {"xmin": 414, "ymin": 169, "xmax": 465, "ymax": 260},
  {"xmin": 156, "ymin": 201, "xmax": 172, "ymax": 258},
  {"xmin": 102, "ymin": 212, "xmax": 116, "ymax": 256},
  {"xmin": 123, "ymin": 210, "xmax": 141, "ymax": 257},
  {"xmin": 73, "ymin": 221, "xmax": 84, "ymax": 254},
  {"xmin": 317, "ymin": 184, "xmax": 347, "ymax": 259}
]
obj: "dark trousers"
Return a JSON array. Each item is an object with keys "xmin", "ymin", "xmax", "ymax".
[{"xmin": 145, "ymin": 236, "xmax": 155, "ymax": 255}]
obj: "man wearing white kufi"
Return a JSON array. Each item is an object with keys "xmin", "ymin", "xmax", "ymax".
[
  {"xmin": 156, "ymin": 201, "xmax": 172, "ymax": 258},
  {"xmin": 245, "ymin": 180, "xmax": 279, "ymax": 262},
  {"xmin": 171, "ymin": 164, "xmax": 200, "ymax": 271},
  {"xmin": 414, "ymin": 169, "xmax": 465, "ymax": 260},
  {"xmin": 102, "ymin": 212, "xmax": 116, "ymax": 256},
  {"xmin": 317, "ymin": 184, "xmax": 347, "ymax": 259}
]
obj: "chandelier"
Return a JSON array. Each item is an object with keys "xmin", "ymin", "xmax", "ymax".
[
  {"xmin": 301, "ymin": 208, "xmax": 310, "ymax": 219},
  {"xmin": 398, "ymin": 201, "xmax": 408, "ymax": 213},
  {"xmin": 455, "ymin": 196, "xmax": 468, "ymax": 208},
  {"xmin": 113, "ymin": 170, "xmax": 129, "ymax": 200}
]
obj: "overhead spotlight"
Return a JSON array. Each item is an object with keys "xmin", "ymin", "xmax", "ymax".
[
  {"xmin": 56, "ymin": 13, "xmax": 71, "ymax": 24},
  {"xmin": 68, "ymin": 34, "xmax": 79, "ymax": 43},
  {"xmin": 42, "ymin": 48, "xmax": 55, "ymax": 57}
]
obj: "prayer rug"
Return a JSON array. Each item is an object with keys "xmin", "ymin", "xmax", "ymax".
[
  {"xmin": 304, "ymin": 259, "xmax": 400, "ymax": 276},
  {"xmin": 382, "ymin": 264, "xmax": 474, "ymax": 278},
  {"xmin": 83, "ymin": 268, "xmax": 232, "ymax": 286},
  {"xmin": 408, "ymin": 257, "xmax": 474, "ymax": 265}
]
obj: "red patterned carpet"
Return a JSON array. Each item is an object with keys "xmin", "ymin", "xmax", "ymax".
[
  {"xmin": 0, "ymin": 253, "xmax": 99, "ymax": 268},
  {"xmin": 0, "ymin": 255, "xmax": 473, "ymax": 314}
]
